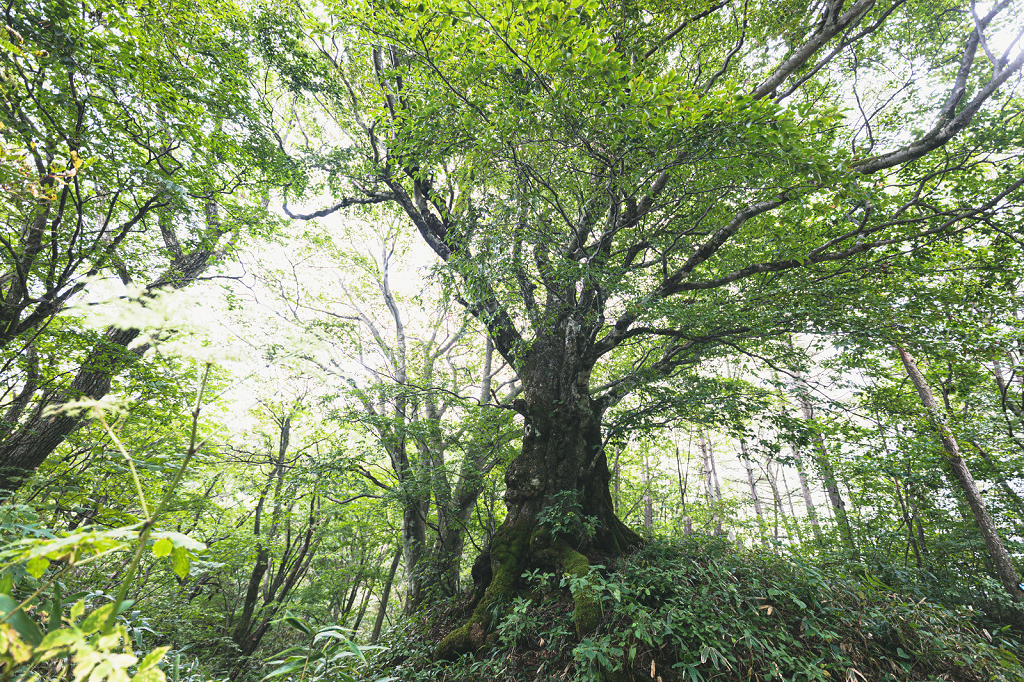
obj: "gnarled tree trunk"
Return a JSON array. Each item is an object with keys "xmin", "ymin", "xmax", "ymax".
[{"xmin": 436, "ymin": 330, "xmax": 640, "ymax": 659}]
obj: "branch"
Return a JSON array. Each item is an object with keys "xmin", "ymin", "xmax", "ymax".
[
  {"xmin": 640, "ymin": 1, "xmax": 729, "ymax": 63},
  {"xmin": 854, "ymin": 12, "xmax": 1024, "ymax": 174},
  {"xmin": 282, "ymin": 192, "xmax": 395, "ymax": 220},
  {"xmin": 752, "ymin": 0, "xmax": 877, "ymax": 99}
]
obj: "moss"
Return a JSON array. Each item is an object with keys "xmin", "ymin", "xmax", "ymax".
[
  {"xmin": 547, "ymin": 539, "xmax": 601, "ymax": 638},
  {"xmin": 435, "ymin": 517, "xmax": 532, "ymax": 660}
]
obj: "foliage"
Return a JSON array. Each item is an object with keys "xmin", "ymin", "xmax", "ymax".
[
  {"xmin": 261, "ymin": 614, "xmax": 394, "ymax": 682},
  {"xmin": 537, "ymin": 491, "xmax": 598, "ymax": 545},
  {"xmin": 380, "ymin": 536, "xmax": 1024, "ymax": 682},
  {"xmin": 4, "ymin": 0, "xmax": 1024, "ymax": 680}
]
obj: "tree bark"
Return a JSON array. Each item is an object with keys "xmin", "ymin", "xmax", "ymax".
[
  {"xmin": 740, "ymin": 439, "xmax": 766, "ymax": 544},
  {"xmin": 764, "ymin": 460, "xmax": 782, "ymax": 541},
  {"xmin": 778, "ymin": 465, "xmax": 803, "ymax": 544},
  {"xmin": 436, "ymin": 329, "xmax": 640, "ymax": 659},
  {"xmin": 897, "ymin": 346, "xmax": 1024, "ymax": 602},
  {"xmin": 796, "ymin": 393, "xmax": 855, "ymax": 551},
  {"xmin": 793, "ymin": 446, "xmax": 823, "ymax": 544},
  {"xmin": 643, "ymin": 452, "xmax": 653, "ymax": 529},
  {"xmin": 698, "ymin": 431, "xmax": 722, "ymax": 535},
  {"xmin": 370, "ymin": 545, "xmax": 403, "ymax": 644}
]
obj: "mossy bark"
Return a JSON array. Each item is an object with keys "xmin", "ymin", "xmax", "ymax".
[
  {"xmin": 435, "ymin": 326, "xmax": 642, "ymax": 660},
  {"xmin": 436, "ymin": 517, "xmax": 533, "ymax": 659},
  {"xmin": 542, "ymin": 538, "xmax": 601, "ymax": 637}
]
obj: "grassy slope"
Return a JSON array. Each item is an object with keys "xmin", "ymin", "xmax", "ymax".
[{"xmin": 378, "ymin": 536, "xmax": 1024, "ymax": 682}]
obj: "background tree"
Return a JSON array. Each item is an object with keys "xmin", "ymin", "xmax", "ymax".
[
  {"xmin": 0, "ymin": 0, "xmax": 283, "ymax": 490},
  {"xmin": 242, "ymin": 220, "xmax": 520, "ymax": 606}
]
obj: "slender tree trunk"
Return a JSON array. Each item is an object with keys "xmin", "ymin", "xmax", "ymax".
[
  {"xmin": 232, "ymin": 427, "xmax": 286, "ymax": 659},
  {"xmin": 764, "ymin": 461, "xmax": 782, "ymax": 541},
  {"xmin": 351, "ymin": 580, "xmax": 376, "ymax": 634},
  {"xmin": 779, "ymin": 465, "xmax": 804, "ymax": 543},
  {"xmin": 698, "ymin": 431, "xmax": 722, "ymax": 535},
  {"xmin": 370, "ymin": 546, "xmax": 403, "ymax": 644},
  {"xmin": 740, "ymin": 439, "xmax": 765, "ymax": 544},
  {"xmin": 892, "ymin": 476, "xmax": 922, "ymax": 569},
  {"xmin": 612, "ymin": 446, "xmax": 621, "ymax": 513},
  {"xmin": 969, "ymin": 439, "xmax": 1024, "ymax": 517},
  {"xmin": 740, "ymin": 440, "xmax": 762, "ymax": 518},
  {"xmin": 897, "ymin": 346, "xmax": 1024, "ymax": 602},
  {"xmin": 793, "ymin": 446, "xmax": 823, "ymax": 543},
  {"xmin": 643, "ymin": 453, "xmax": 653, "ymax": 529},
  {"xmin": 797, "ymin": 393, "xmax": 855, "ymax": 551},
  {"xmin": 674, "ymin": 444, "xmax": 686, "ymax": 512},
  {"xmin": 340, "ymin": 560, "xmax": 366, "ymax": 625}
]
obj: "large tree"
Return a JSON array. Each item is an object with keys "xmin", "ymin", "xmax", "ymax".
[
  {"xmin": 0, "ymin": 0, "xmax": 282, "ymax": 489},
  {"xmin": 275, "ymin": 0, "xmax": 1024, "ymax": 655}
]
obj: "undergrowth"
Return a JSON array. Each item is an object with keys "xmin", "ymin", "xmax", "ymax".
[{"xmin": 374, "ymin": 535, "xmax": 1024, "ymax": 682}]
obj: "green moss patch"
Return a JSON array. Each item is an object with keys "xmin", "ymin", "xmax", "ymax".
[
  {"xmin": 547, "ymin": 539, "xmax": 601, "ymax": 638},
  {"xmin": 435, "ymin": 517, "xmax": 532, "ymax": 660}
]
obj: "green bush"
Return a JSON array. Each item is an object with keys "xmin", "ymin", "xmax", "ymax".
[{"xmin": 378, "ymin": 535, "xmax": 1024, "ymax": 682}]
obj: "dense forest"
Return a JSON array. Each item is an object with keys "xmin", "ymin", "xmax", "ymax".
[{"xmin": 2, "ymin": 0, "xmax": 1024, "ymax": 680}]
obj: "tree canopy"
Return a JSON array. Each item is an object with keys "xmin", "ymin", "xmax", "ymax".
[
  {"xmin": 273, "ymin": 0, "xmax": 1024, "ymax": 655},
  {"xmin": 1, "ymin": 0, "xmax": 1024, "ymax": 680}
]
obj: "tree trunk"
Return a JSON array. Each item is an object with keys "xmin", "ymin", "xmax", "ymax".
[
  {"xmin": 897, "ymin": 346, "xmax": 1024, "ymax": 602},
  {"xmin": 351, "ymin": 579, "xmax": 375, "ymax": 635},
  {"xmin": 429, "ymin": 338, "xmax": 507, "ymax": 600},
  {"xmin": 764, "ymin": 461, "xmax": 782, "ymax": 541},
  {"xmin": 436, "ymin": 332, "xmax": 640, "ymax": 659},
  {"xmin": 370, "ymin": 545, "xmax": 403, "ymax": 644},
  {"xmin": 643, "ymin": 453, "xmax": 653, "ymax": 529},
  {"xmin": 797, "ymin": 394, "xmax": 855, "ymax": 551},
  {"xmin": 698, "ymin": 431, "xmax": 722, "ymax": 535},
  {"xmin": 706, "ymin": 434, "xmax": 723, "ymax": 536},
  {"xmin": 740, "ymin": 439, "xmax": 765, "ymax": 543},
  {"xmin": 892, "ymin": 476, "xmax": 922, "ymax": 569},
  {"xmin": 779, "ymin": 465, "xmax": 803, "ymax": 543},
  {"xmin": 612, "ymin": 446, "xmax": 621, "ymax": 513},
  {"xmin": 793, "ymin": 446, "xmax": 823, "ymax": 543},
  {"xmin": 674, "ymin": 444, "xmax": 687, "ymax": 513}
]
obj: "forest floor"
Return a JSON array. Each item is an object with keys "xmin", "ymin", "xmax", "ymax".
[{"xmin": 374, "ymin": 536, "xmax": 1024, "ymax": 682}]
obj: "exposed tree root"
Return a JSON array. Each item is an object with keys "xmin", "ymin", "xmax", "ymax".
[
  {"xmin": 540, "ymin": 537, "xmax": 600, "ymax": 638},
  {"xmin": 436, "ymin": 515, "xmax": 639, "ymax": 660},
  {"xmin": 436, "ymin": 517, "xmax": 532, "ymax": 659}
]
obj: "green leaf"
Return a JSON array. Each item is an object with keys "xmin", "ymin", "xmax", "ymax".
[
  {"xmin": 81, "ymin": 603, "xmax": 116, "ymax": 634},
  {"xmin": 26, "ymin": 555, "xmax": 50, "ymax": 578},
  {"xmin": 261, "ymin": 658, "xmax": 308, "ymax": 680},
  {"xmin": 69, "ymin": 599, "xmax": 85, "ymax": 622},
  {"xmin": 138, "ymin": 646, "xmax": 170, "ymax": 671},
  {"xmin": 171, "ymin": 546, "xmax": 191, "ymax": 579},
  {"xmin": 132, "ymin": 668, "xmax": 167, "ymax": 682},
  {"xmin": 0, "ymin": 593, "xmax": 43, "ymax": 646},
  {"xmin": 47, "ymin": 584, "xmax": 62, "ymax": 633},
  {"xmin": 37, "ymin": 628, "xmax": 80, "ymax": 651},
  {"xmin": 282, "ymin": 613, "xmax": 313, "ymax": 635},
  {"xmin": 152, "ymin": 538, "xmax": 173, "ymax": 558}
]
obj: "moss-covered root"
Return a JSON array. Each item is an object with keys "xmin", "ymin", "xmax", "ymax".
[
  {"xmin": 550, "ymin": 540, "xmax": 601, "ymax": 638},
  {"xmin": 435, "ymin": 518, "xmax": 532, "ymax": 660}
]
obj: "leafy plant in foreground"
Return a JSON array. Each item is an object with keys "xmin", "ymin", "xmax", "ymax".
[
  {"xmin": 261, "ymin": 613, "xmax": 394, "ymax": 682},
  {"xmin": 0, "ymin": 368, "xmax": 212, "ymax": 682}
]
